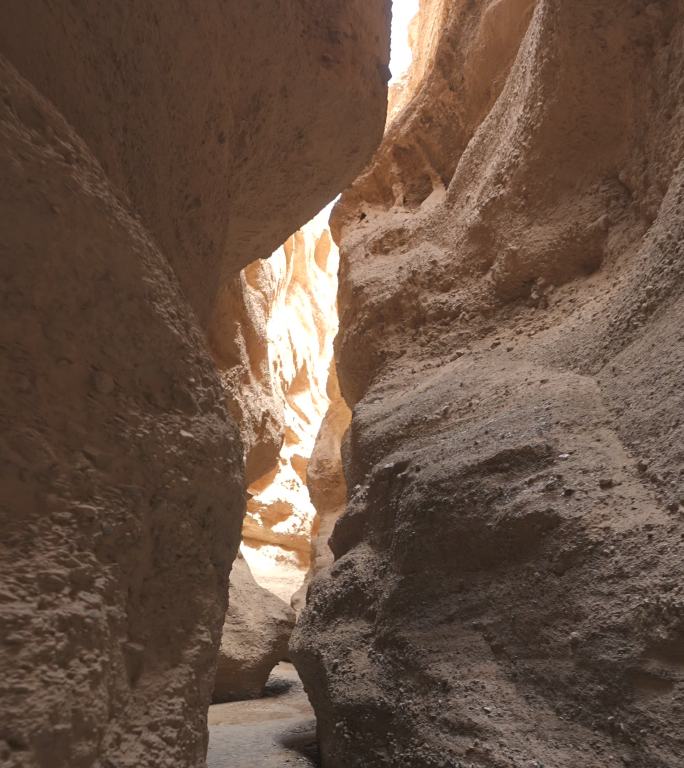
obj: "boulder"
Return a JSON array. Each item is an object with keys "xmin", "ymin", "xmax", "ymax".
[{"xmin": 213, "ymin": 554, "xmax": 295, "ymax": 703}]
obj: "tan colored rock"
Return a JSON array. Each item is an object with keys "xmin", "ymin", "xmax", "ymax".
[
  {"xmin": 0, "ymin": 56, "xmax": 243, "ymax": 768},
  {"xmin": 292, "ymin": 1, "xmax": 684, "ymax": 766},
  {"xmin": 0, "ymin": 3, "xmax": 389, "ymax": 766},
  {"xmin": 213, "ymin": 554, "xmax": 295, "ymax": 703},
  {"xmin": 211, "ymin": 265, "xmax": 287, "ymax": 485},
  {"xmin": 292, "ymin": 360, "xmax": 351, "ymax": 612},
  {"xmin": 235, "ymin": 222, "xmax": 342, "ymax": 602},
  {"xmin": 306, "ymin": 361, "xmax": 351, "ymax": 577},
  {"xmin": 0, "ymin": 1, "xmax": 391, "ymax": 331}
]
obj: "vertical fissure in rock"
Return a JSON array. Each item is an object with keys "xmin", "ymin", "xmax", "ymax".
[
  {"xmin": 210, "ymin": 208, "xmax": 340, "ymax": 698},
  {"xmin": 206, "ymin": 208, "xmax": 348, "ymax": 767},
  {"xmin": 206, "ymin": 6, "xmax": 423, "ymax": 762}
]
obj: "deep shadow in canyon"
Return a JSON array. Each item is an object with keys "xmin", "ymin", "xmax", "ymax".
[{"xmin": 1, "ymin": 2, "xmax": 683, "ymax": 768}]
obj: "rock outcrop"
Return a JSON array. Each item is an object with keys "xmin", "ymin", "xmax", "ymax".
[
  {"xmin": 0, "ymin": 56, "xmax": 244, "ymax": 768},
  {"xmin": 292, "ymin": 360, "xmax": 352, "ymax": 612},
  {"xmin": 292, "ymin": 2, "xmax": 684, "ymax": 767},
  {"xmin": 213, "ymin": 555, "xmax": 295, "ymax": 703},
  {"xmin": 233, "ymin": 222, "xmax": 342, "ymax": 602},
  {"xmin": 0, "ymin": 3, "xmax": 390, "ymax": 766},
  {"xmin": 306, "ymin": 361, "xmax": 352, "ymax": 580}
]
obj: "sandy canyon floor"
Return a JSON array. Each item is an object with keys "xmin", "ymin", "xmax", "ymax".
[{"xmin": 207, "ymin": 664, "xmax": 318, "ymax": 768}]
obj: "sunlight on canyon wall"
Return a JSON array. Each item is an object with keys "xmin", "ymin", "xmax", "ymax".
[{"xmin": 240, "ymin": 217, "xmax": 340, "ymax": 602}]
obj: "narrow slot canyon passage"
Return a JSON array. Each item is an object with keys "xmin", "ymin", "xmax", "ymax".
[
  {"xmin": 206, "ymin": 209, "xmax": 342, "ymax": 767},
  {"xmin": 206, "ymin": 8, "xmax": 418, "ymax": 764},
  {"xmin": 2, "ymin": 2, "xmax": 683, "ymax": 768}
]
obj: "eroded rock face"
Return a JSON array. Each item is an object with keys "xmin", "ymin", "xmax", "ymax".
[
  {"xmin": 0, "ymin": 3, "xmax": 389, "ymax": 766},
  {"xmin": 292, "ymin": 1, "xmax": 684, "ymax": 766},
  {"xmin": 306, "ymin": 360, "xmax": 352, "ymax": 578},
  {"xmin": 292, "ymin": 360, "xmax": 352, "ymax": 612},
  {"xmin": 0, "ymin": 57, "xmax": 243, "ymax": 768},
  {"xmin": 213, "ymin": 555, "xmax": 295, "ymax": 703},
  {"xmin": 233, "ymin": 224, "xmax": 342, "ymax": 602},
  {"xmin": 0, "ymin": 1, "xmax": 391, "ymax": 331}
]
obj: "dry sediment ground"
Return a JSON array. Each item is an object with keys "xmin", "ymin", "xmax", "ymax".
[{"xmin": 208, "ymin": 663, "xmax": 317, "ymax": 768}]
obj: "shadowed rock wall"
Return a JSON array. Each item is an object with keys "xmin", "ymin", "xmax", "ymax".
[
  {"xmin": 213, "ymin": 554, "xmax": 294, "ymax": 703},
  {"xmin": 292, "ymin": 1, "xmax": 684, "ymax": 766},
  {"xmin": 0, "ymin": 2, "xmax": 389, "ymax": 766},
  {"xmin": 0, "ymin": 57, "xmax": 244, "ymax": 768},
  {"xmin": 0, "ymin": 1, "xmax": 390, "ymax": 331}
]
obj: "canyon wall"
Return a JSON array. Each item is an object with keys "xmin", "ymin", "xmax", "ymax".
[
  {"xmin": 219, "ymin": 221, "xmax": 341, "ymax": 602},
  {"xmin": 0, "ymin": 3, "xmax": 389, "ymax": 767},
  {"xmin": 292, "ymin": 360, "xmax": 352, "ymax": 612},
  {"xmin": 292, "ymin": 1, "xmax": 684, "ymax": 767}
]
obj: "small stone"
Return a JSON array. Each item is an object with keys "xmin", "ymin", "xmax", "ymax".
[
  {"xmin": 92, "ymin": 370, "xmax": 114, "ymax": 395},
  {"xmin": 599, "ymin": 477, "xmax": 614, "ymax": 489}
]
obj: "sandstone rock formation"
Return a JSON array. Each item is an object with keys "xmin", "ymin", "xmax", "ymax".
[
  {"xmin": 0, "ymin": 3, "xmax": 390, "ymax": 766},
  {"xmin": 292, "ymin": 1, "xmax": 684, "ymax": 766},
  {"xmin": 0, "ymin": 1, "xmax": 391, "ymax": 331},
  {"xmin": 213, "ymin": 554, "xmax": 295, "ymax": 703},
  {"xmin": 306, "ymin": 360, "xmax": 352, "ymax": 580},
  {"xmin": 0, "ymin": 56, "xmax": 244, "ymax": 768},
  {"xmin": 233, "ymin": 222, "xmax": 342, "ymax": 602},
  {"xmin": 292, "ymin": 360, "xmax": 352, "ymax": 612}
]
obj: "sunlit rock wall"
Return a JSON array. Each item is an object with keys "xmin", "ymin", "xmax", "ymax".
[{"xmin": 236, "ymin": 221, "xmax": 341, "ymax": 602}]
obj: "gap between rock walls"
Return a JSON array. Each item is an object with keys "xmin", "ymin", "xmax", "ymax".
[
  {"xmin": 207, "ymin": 4, "xmax": 420, "ymax": 764},
  {"xmin": 3, "ymin": 1, "xmax": 684, "ymax": 768}
]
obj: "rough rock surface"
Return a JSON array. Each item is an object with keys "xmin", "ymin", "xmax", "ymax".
[
  {"xmin": 306, "ymin": 360, "xmax": 352, "ymax": 579},
  {"xmin": 0, "ymin": 56, "xmax": 243, "ymax": 768},
  {"xmin": 0, "ymin": 1, "xmax": 391, "ymax": 331},
  {"xmin": 0, "ymin": 3, "xmax": 389, "ymax": 766},
  {"xmin": 293, "ymin": 361, "xmax": 352, "ymax": 612},
  {"xmin": 292, "ymin": 2, "xmax": 684, "ymax": 767},
  {"xmin": 213, "ymin": 555, "xmax": 295, "ymax": 703},
  {"xmin": 236, "ymin": 223, "xmax": 342, "ymax": 601}
]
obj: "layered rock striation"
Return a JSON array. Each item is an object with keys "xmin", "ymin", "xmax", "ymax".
[
  {"xmin": 0, "ymin": 3, "xmax": 390, "ymax": 767},
  {"xmin": 231, "ymin": 222, "xmax": 342, "ymax": 602},
  {"xmin": 292, "ymin": 1, "xmax": 684, "ymax": 766}
]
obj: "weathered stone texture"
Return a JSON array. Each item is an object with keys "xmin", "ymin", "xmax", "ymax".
[
  {"xmin": 0, "ymin": 2, "xmax": 389, "ymax": 766},
  {"xmin": 292, "ymin": 2, "xmax": 684, "ymax": 766}
]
